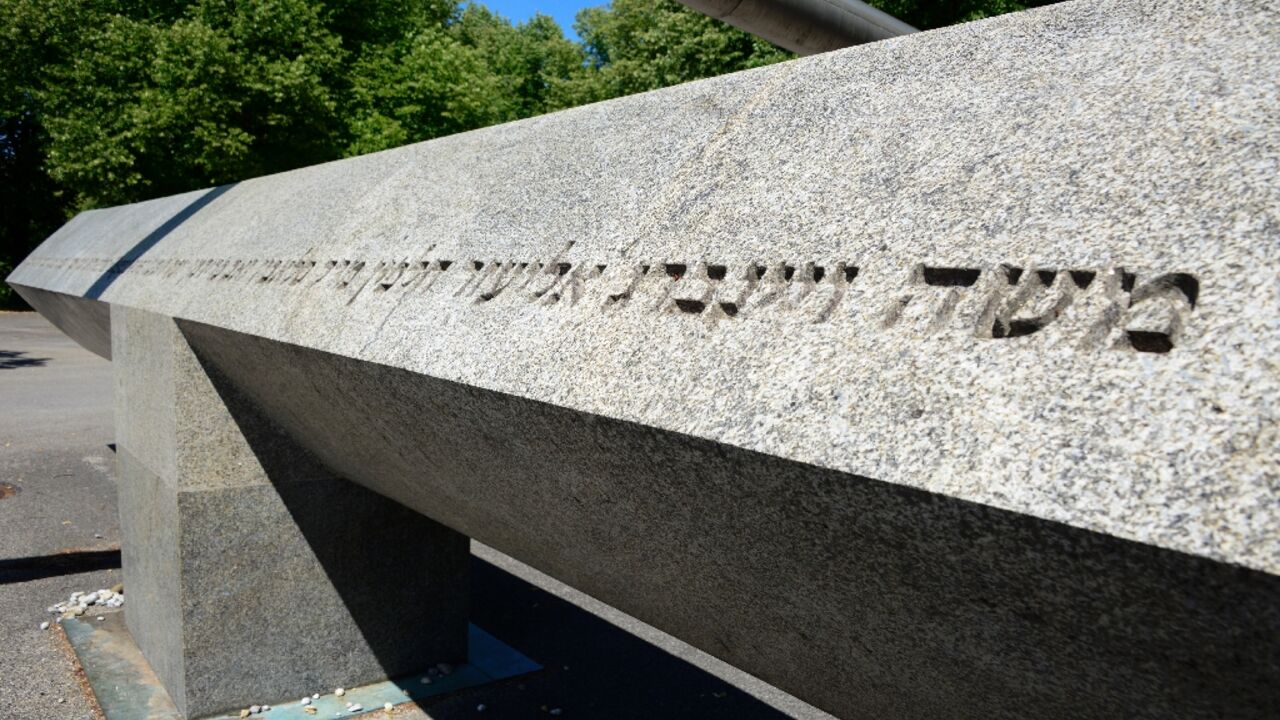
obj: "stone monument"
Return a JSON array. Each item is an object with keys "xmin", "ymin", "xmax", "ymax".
[{"xmin": 8, "ymin": 0, "xmax": 1279, "ymax": 717}]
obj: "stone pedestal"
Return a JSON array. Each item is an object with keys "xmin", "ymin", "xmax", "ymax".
[{"xmin": 111, "ymin": 306, "xmax": 470, "ymax": 718}]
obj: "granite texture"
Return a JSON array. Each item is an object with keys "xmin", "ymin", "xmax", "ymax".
[
  {"xmin": 13, "ymin": 284, "xmax": 112, "ymax": 359},
  {"xmin": 117, "ymin": 449, "xmax": 188, "ymax": 711},
  {"xmin": 6, "ymin": 0, "xmax": 1280, "ymax": 717},
  {"xmin": 180, "ymin": 320, "xmax": 1280, "ymax": 719},
  {"xmin": 112, "ymin": 307, "xmax": 470, "ymax": 718},
  {"xmin": 10, "ymin": 0, "xmax": 1278, "ymax": 576}
]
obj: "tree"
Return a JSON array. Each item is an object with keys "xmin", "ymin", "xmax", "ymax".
[
  {"xmin": 0, "ymin": 0, "xmax": 191, "ymax": 299},
  {"xmin": 346, "ymin": 26, "xmax": 506, "ymax": 156},
  {"xmin": 451, "ymin": 7, "xmax": 590, "ymax": 117},
  {"xmin": 38, "ymin": 0, "xmax": 347, "ymax": 210},
  {"xmin": 345, "ymin": 6, "xmax": 590, "ymax": 156}
]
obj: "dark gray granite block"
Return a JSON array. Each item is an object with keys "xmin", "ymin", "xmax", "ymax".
[
  {"xmin": 113, "ymin": 307, "xmax": 469, "ymax": 718},
  {"xmin": 118, "ymin": 449, "xmax": 186, "ymax": 711}
]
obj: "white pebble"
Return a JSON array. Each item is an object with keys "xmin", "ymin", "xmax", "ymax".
[
  {"xmin": 348, "ymin": 704, "xmax": 362, "ymax": 713},
  {"xmin": 550, "ymin": 709, "xmax": 563, "ymax": 716},
  {"xmin": 301, "ymin": 697, "xmax": 312, "ymax": 705},
  {"xmin": 476, "ymin": 703, "xmax": 486, "ymax": 712},
  {"xmin": 313, "ymin": 693, "xmax": 320, "ymax": 699},
  {"xmin": 263, "ymin": 706, "xmax": 271, "ymax": 711},
  {"xmin": 250, "ymin": 706, "xmax": 261, "ymax": 714},
  {"xmin": 97, "ymin": 616, "xmax": 104, "ymax": 621},
  {"xmin": 335, "ymin": 688, "xmax": 345, "ymax": 697},
  {"xmin": 39, "ymin": 621, "xmax": 50, "ymax": 630},
  {"xmin": 384, "ymin": 702, "xmax": 394, "ymax": 711}
]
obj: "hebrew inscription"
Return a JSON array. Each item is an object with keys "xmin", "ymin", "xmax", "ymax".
[{"xmin": 27, "ymin": 254, "xmax": 1200, "ymax": 353}]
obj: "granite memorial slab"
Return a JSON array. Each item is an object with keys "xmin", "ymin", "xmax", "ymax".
[{"xmin": 8, "ymin": 0, "xmax": 1279, "ymax": 717}]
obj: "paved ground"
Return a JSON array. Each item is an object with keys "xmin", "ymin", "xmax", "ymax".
[
  {"xmin": 0, "ymin": 312, "xmax": 831, "ymax": 720},
  {"xmin": 0, "ymin": 569, "xmax": 123, "ymax": 720},
  {"xmin": 1, "ymin": 312, "xmax": 124, "ymax": 720},
  {"xmin": 0, "ymin": 312, "xmax": 119, "ymax": 561}
]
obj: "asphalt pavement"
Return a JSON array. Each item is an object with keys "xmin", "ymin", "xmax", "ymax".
[{"xmin": 0, "ymin": 312, "xmax": 831, "ymax": 720}]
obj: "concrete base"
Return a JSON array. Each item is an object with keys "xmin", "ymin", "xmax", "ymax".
[
  {"xmin": 61, "ymin": 611, "xmax": 539, "ymax": 720},
  {"xmin": 112, "ymin": 307, "xmax": 472, "ymax": 718}
]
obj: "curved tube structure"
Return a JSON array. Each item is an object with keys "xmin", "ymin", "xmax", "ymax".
[{"xmin": 677, "ymin": 0, "xmax": 917, "ymax": 54}]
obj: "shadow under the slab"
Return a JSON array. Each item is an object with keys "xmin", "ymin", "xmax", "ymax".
[
  {"xmin": 61, "ymin": 550, "xmax": 805, "ymax": 720},
  {"xmin": 63, "ymin": 611, "xmax": 540, "ymax": 720}
]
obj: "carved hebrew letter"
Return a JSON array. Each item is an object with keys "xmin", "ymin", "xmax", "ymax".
[
  {"xmin": 708, "ymin": 264, "xmax": 760, "ymax": 319},
  {"xmin": 365, "ymin": 260, "xmax": 408, "ymax": 293},
  {"xmin": 667, "ymin": 263, "xmax": 719, "ymax": 316},
  {"xmin": 883, "ymin": 264, "xmax": 983, "ymax": 333},
  {"xmin": 287, "ymin": 260, "xmax": 318, "ymax": 285},
  {"xmin": 1079, "ymin": 270, "xmax": 1198, "ymax": 352},
  {"xmin": 621, "ymin": 263, "xmax": 681, "ymax": 312},
  {"xmin": 472, "ymin": 261, "xmax": 523, "ymax": 303},
  {"xmin": 599, "ymin": 264, "xmax": 647, "ymax": 309},
  {"xmin": 334, "ymin": 260, "xmax": 365, "ymax": 289},
  {"xmin": 1119, "ymin": 272, "xmax": 1198, "ymax": 352},
  {"xmin": 745, "ymin": 263, "xmax": 789, "ymax": 313},
  {"xmin": 453, "ymin": 260, "xmax": 502, "ymax": 300},
  {"xmin": 802, "ymin": 262, "xmax": 857, "ymax": 323},
  {"xmin": 519, "ymin": 261, "xmax": 569, "ymax": 304},
  {"xmin": 543, "ymin": 263, "xmax": 602, "ymax": 306},
  {"xmin": 980, "ymin": 267, "xmax": 1087, "ymax": 339},
  {"xmin": 406, "ymin": 259, "xmax": 453, "ymax": 294}
]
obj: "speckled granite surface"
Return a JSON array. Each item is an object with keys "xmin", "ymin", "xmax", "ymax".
[
  {"xmin": 14, "ymin": 0, "xmax": 1276, "ymax": 575},
  {"xmin": 8, "ymin": 1, "xmax": 1279, "ymax": 717}
]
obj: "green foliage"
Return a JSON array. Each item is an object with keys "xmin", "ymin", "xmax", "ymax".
[
  {"xmin": 344, "ymin": 6, "xmax": 590, "ymax": 156},
  {"xmin": 452, "ymin": 8, "xmax": 591, "ymax": 116},
  {"xmin": 39, "ymin": 0, "xmax": 347, "ymax": 208},
  {"xmin": 0, "ymin": 0, "xmax": 1038, "ymax": 308},
  {"xmin": 346, "ymin": 25, "xmax": 505, "ymax": 155}
]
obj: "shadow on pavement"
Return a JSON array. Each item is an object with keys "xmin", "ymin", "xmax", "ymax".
[
  {"xmin": 0, "ymin": 549, "xmax": 122, "ymax": 584},
  {"xmin": 0, "ymin": 350, "xmax": 50, "ymax": 369}
]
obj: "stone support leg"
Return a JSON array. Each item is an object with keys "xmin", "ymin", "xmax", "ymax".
[{"xmin": 111, "ymin": 306, "xmax": 470, "ymax": 718}]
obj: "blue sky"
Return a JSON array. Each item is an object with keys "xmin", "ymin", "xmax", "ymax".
[{"xmin": 467, "ymin": 0, "xmax": 603, "ymax": 41}]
